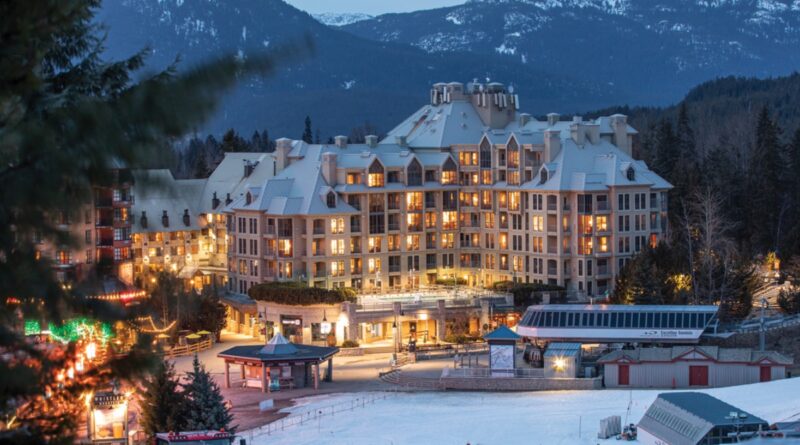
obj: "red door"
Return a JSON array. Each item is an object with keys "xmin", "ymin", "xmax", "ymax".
[
  {"xmin": 689, "ymin": 366, "xmax": 709, "ymax": 386},
  {"xmin": 618, "ymin": 364, "xmax": 630, "ymax": 386},
  {"xmin": 760, "ymin": 366, "xmax": 771, "ymax": 382}
]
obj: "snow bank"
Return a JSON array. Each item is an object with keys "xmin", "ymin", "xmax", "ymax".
[{"xmin": 249, "ymin": 378, "xmax": 800, "ymax": 445}]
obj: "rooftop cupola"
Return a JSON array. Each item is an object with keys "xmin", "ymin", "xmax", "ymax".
[
  {"xmin": 467, "ymin": 80, "xmax": 518, "ymax": 129},
  {"xmin": 547, "ymin": 112, "xmax": 560, "ymax": 127},
  {"xmin": 334, "ymin": 135, "xmax": 347, "ymax": 148},
  {"xmin": 365, "ymin": 135, "xmax": 378, "ymax": 148}
]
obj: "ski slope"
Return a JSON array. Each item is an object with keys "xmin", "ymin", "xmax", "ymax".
[{"xmin": 249, "ymin": 378, "xmax": 800, "ymax": 445}]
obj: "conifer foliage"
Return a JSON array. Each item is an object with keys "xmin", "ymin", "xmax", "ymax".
[
  {"xmin": 139, "ymin": 360, "xmax": 186, "ymax": 437},
  {"xmin": 182, "ymin": 355, "xmax": 234, "ymax": 432}
]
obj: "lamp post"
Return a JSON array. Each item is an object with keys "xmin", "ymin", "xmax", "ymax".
[{"xmin": 759, "ymin": 297, "xmax": 768, "ymax": 352}]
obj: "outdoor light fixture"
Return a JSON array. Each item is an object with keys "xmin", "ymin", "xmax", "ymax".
[
  {"xmin": 553, "ymin": 358, "xmax": 566, "ymax": 371},
  {"xmin": 320, "ymin": 310, "xmax": 332, "ymax": 335}
]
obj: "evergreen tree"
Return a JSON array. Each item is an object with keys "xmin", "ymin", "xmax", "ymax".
[
  {"xmin": 140, "ymin": 360, "xmax": 187, "ymax": 436},
  {"xmin": 302, "ymin": 115, "xmax": 313, "ymax": 143},
  {"xmin": 747, "ymin": 107, "xmax": 784, "ymax": 253},
  {"xmin": 193, "ymin": 149, "xmax": 210, "ymax": 178},
  {"xmin": 784, "ymin": 127, "xmax": 800, "ymax": 256},
  {"xmin": 181, "ymin": 291, "xmax": 228, "ymax": 338},
  {"xmin": 221, "ymin": 128, "xmax": 248, "ymax": 152},
  {"xmin": 260, "ymin": 129, "xmax": 274, "ymax": 152},
  {"xmin": 183, "ymin": 355, "xmax": 235, "ymax": 432}
]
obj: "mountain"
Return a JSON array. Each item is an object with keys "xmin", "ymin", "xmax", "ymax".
[
  {"xmin": 312, "ymin": 12, "xmax": 374, "ymax": 27},
  {"xmin": 343, "ymin": 0, "xmax": 800, "ymax": 106},
  {"xmin": 97, "ymin": 0, "xmax": 616, "ymax": 137}
]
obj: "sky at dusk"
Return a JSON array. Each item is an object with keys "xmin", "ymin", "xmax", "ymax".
[{"xmin": 285, "ymin": 0, "xmax": 465, "ymax": 15}]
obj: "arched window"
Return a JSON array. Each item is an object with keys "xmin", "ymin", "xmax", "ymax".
[
  {"xmin": 407, "ymin": 158, "xmax": 422, "ymax": 186},
  {"xmin": 626, "ymin": 166, "xmax": 635, "ymax": 181},
  {"xmin": 480, "ymin": 138, "xmax": 492, "ymax": 168},
  {"xmin": 367, "ymin": 160, "xmax": 384, "ymax": 187},
  {"xmin": 507, "ymin": 136, "xmax": 520, "ymax": 168},
  {"xmin": 326, "ymin": 191, "xmax": 336, "ymax": 208}
]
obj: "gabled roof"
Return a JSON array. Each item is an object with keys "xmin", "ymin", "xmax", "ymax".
[
  {"xmin": 131, "ymin": 169, "xmax": 206, "ymax": 233},
  {"xmin": 526, "ymin": 137, "xmax": 672, "ymax": 192},
  {"xmin": 638, "ymin": 392, "xmax": 767, "ymax": 445},
  {"xmin": 483, "ymin": 325, "xmax": 521, "ymax": 341},
  {"xmin": 597, "ymin": 346, "xmax": 793, "ymax": 365}
]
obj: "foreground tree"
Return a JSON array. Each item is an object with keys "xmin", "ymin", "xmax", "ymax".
[
  {"xmin": 182, "ymin": 355, "xmax": 234, "ymax": 432},
  {"xmin": 181, "ymin": 291, "xmax": 228, "ymax": 339},
  {"xmin": 0, "ymin": 1, "xmax": 310, "ymax": 441},
  {"xmin": 139, "ymin": 360, "xmax": 186, "ymax": 436}
]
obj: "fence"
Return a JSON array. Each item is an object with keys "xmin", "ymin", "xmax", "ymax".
[
  {"xmin": 161, "ymin": 338, "xmax": 213, "ymax": 358},
  {"xmin": 244, "ymin": 391, "xmax": 397, "ymax": 440},
  {"xmin": 442, "ymin": 367, "xmax": 545, "ymax": 379}
]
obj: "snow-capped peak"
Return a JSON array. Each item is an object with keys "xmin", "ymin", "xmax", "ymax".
[{"xmin": 313, "ymin": 12, "xmax": 374, "ymax": 27}]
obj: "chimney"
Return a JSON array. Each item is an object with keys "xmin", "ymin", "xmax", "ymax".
[
  {"xmin": 183, "ymin": 209, "xmax": 190, "ymax": 227},
  {"xmin": 212, "ymin": 192, "xmax": 220, "ymax": 209},
  {"xmin": 334, "ymin": 135, "xmax": 348, "ymax": 148},
  {"xmin": 547, "ymin": 113, "xmax": 560, "ymax": 127},
  {"xmin": 161, "ymin": 210, "xmax": 169, "ymax": 228},
  {"xmin": 243, "ymin": 160, "xmax": 257, "ymax": 178},
  {"xmin": 610, "ymin": 114, "xmax": 631, "ymax": 156},
  {"xmin": 225, "ymin": 193, "xmax": 232, "ymax": 205},
  {"xmin": 586, "ymin": 123, "xmax": 600, "ymax": 144},
  {"xmin": 321, "ymin": 152, "xmax": 338, "ymax": 186},
  {"xmin": 365, "ymin": 135, "xmax": 378, "ymax": 148},
  {"xmin": 570, "ymin": 123, "xmax": 585, "ymax": 145},
  {"xmin": 140, "ymin": 211, "xmax": 148, "ymax": 229},
  {"xmin": 275, "ymin": 138, "xmax": 292, "ymax": 172},
  {"xmin": 396, "ymin": 135, "xmax": 407, "ymax": 147},
  {"xmin": 544, "ymin": 129, "xmax": 561, "ymax": 163},
  {"xmin": 519, "ymin": 113, "xmax": 532, "ymax": 127}
]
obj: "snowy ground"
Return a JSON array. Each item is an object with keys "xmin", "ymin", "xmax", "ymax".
[{"xmin": 245, "ymin": 378, "xmax": 800, "ymax": 445}]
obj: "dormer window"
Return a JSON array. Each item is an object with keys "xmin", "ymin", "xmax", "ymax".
[
  {"xmin": 367, "ymin": 160, "xmax": 384, "ymax": 187},
  {"xmin": 245, "ymin": 192, "xmax": 252, "ymax": 205},
  {"xmin": 441, "ymin": 158, "xmax": 457, "ymax": 185},
  {"xmin": 407, "ymin": 159, "xmax": 422, "ymax": 186},
  {"xmin": 626, "ymin": 166, "xmax": 635, "ymax": 181},
  {"xmin": 539, "ymin": 168, "xmax": 549, "ymax": 184},
  {"xmin": 479, "ymin": 139, "xmax": 492, "ymax": 169},
  {"xmin": 326, "ymin": 191, "xmax": 336, "ymax": 208}
]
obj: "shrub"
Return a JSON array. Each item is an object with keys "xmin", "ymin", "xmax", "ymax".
[
  {"xmin": 340, "ymin": 339, "xmax": 360, "ymax": 348},
  {"xmin": 248, "ymin": 283, "xmax": 356, "ymax": 306},
  {"xmin": 492, "ymin": 281, "xmax": 565, "ymax": 307},
  {"xmin": 435, "ymin": 277, "xmax": 467, "ymax": 286},
  {"xmin": 444, "ymin": 333, "xmax": 482, "ymax": 344}
]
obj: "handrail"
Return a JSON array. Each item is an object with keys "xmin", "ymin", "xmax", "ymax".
[{"xmin": 161, "ymin": 338, "xmax": 213, "ymax": 358}]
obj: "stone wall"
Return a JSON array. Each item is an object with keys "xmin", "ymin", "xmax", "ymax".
[{"xmin": 439, "ymin": 376, "xmax": 602, "ymax": 391}]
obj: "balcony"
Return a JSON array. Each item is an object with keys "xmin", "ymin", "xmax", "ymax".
[
  {"xmin": 597, "ymin": 266, "xmax": 610, "ymax": 276},
  {"xmin": 96, "ymin": 238, "xmax": 113, "ymax": 247},
  {"xmin": 596, "ymin": 201, "xmax": 610, "ymax": 212},
  {"xmin": 547, "ymin": 203, "xmax": 558, "ymax": 212}
]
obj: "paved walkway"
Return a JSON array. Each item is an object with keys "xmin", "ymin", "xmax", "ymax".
[{"xmin": 169, "ymin": 333, "xmax": 404, "ymax": 431}]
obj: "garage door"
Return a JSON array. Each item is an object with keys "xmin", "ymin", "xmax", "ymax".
[{"xmin": 689, "ymin": 365, "xmax": 708, "ymax": 386}]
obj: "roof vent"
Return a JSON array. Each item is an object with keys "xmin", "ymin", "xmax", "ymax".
[
  {"xmin": 225, "ymin": 193, "xmax": 232, "ymax": 205},
  {"xmin": 395, "ymin": 135, "xmax": 407, "ymax": 147},
  {"xmin": 140, "ymin": 211, "xmax": 148, "ymax": 229},
  {"xmin": 243, "ymin": 160, "xmax": 257, "ymax": 178},
  {"xmin": 365, "ymin": 135, "xmax": 378, "ymax": 148},
  {"xmin": 212, "ymin": 192, "xmax": 220, "ymax": 210},
  {"xmin": 519, "ymin": 113, "xmax": 532, "ymax": 127},
  {"xmin": 161, "ymin": 210, "xmax": 169, "ymax": 228},
  {"xmin": 547, "ymin": 112, "xmax": 560, "ymax": 127},
  {"xmin": 334, "ymin": 135, "xmax": 348, "ymax": 148},
  {"xmin": 183, "ymin": 209, "xmax": 190, "ymax": 227}
]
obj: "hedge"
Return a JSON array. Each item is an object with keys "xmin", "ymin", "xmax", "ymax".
[
  {"xmin": 248, "ymin": 283, "xmax": 356, "ymax": 306},
  {"xmin": 435, "ymin": 277, "xmax": 467, "ymax": 286},
  {"xmin": 491, "ymin": 281, "xmax": 566, "ymax": 307}
]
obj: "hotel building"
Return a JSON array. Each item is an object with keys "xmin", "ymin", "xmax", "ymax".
[{"xmin": 225, "ymin": 81, "xmax": 671, "ymax": 298}]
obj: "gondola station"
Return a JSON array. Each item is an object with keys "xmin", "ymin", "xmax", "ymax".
[{"xmin": 217, "ymin": 333, "xmax": 338, "ymax": 392}]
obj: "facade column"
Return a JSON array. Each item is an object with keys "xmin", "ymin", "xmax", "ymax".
[
  {"xmin": 325, "ymin": 358, "xmax": 333, "ymax": 382},
  {"xmin": 479, "ymin": 299, "xmax": 491, "ymax": 332},
  {"xmin": 436, "ymin": 299, "xmax": 447, "ymax": 342},
  {"xmin": 313, "ymin": 363, "xmax": 320, "ymax": 390},
  {"xmin": 240, "ymin": 363, "xmax": 246, "ymax": 379},
  {"xmin": 261, "ymin": 362, "xmax": 267, "ymax": 393},
  {"xmin": 343, "ymin": 301, "xmax": 359, "ymax": 341},
  {"xmin": 224, "ymin": 361, "xmax": 230, "ymax": 389}
]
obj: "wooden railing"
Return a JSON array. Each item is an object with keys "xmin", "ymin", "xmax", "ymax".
[{"xmin": 161, "ymin": 338, "xmax": 213, "ymax": 358}]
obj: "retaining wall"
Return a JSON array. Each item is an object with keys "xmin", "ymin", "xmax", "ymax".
[{"xmin": 439, "ymin": 376, "xmax": 602, "ymax": 391}]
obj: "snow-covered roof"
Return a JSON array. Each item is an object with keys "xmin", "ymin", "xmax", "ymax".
[{"xmin": 131, "ymin": 169, "xmax": 206, "ymax": 233}]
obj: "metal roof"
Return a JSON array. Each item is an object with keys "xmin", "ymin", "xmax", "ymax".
[
  {"xmin": 597, "ymin": 346, "xmax": 793, "ymax": 365},
  {"xmin": 483, "ymin": 325, "xmax": 521, "ymax": 341},
  {"xmin": 527, "ymin": 304, "xmax": 719, "ymax": 313},
  {"xmin": 544, "ymin": 342, "xmax": 581, "ymax": 358},
  {"xmin": 638, "ymin": 393, "xmax": 768, "ymax": 445},
  {"xmin": 218, "ymin": 342, "xmax": 338, "ymax": 363}
]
